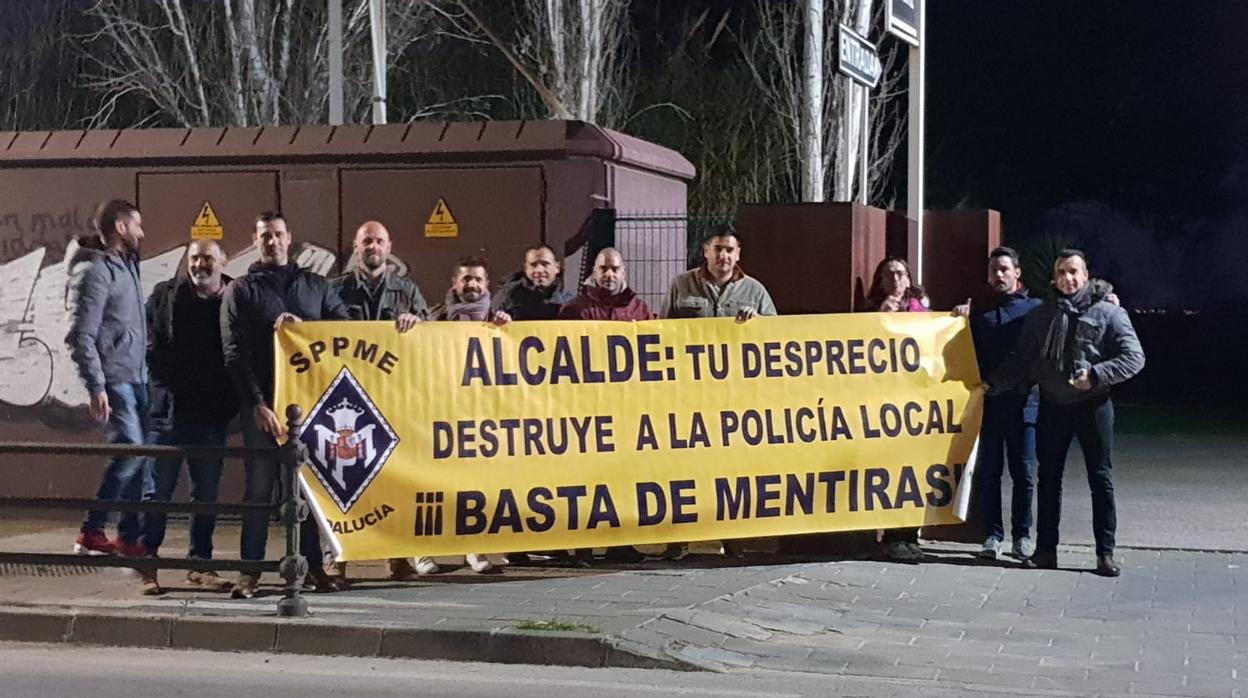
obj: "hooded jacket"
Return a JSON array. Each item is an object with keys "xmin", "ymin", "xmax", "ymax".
[
  {"xmin": 989, "ymin": 280, "xmax": 1145, "ymax": 404},
  {"xmin": 64, "ymin": 236, "xmax": 148, "ymax": 394},
  {"xmin": 558, "ymin": 285, "xmax": 654, "ymax": 321},
  {"xmin": 491, "ymin": 271, "xmax": 574, "ymax": 320},
  {"xmin": 148, "ymin": 274, "xmax": 237, "ymax": 429},
  {"xmin": 221, "ymin": 261, "xmax": 348, "ymax": 408}
]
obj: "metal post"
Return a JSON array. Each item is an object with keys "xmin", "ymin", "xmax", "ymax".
[
  {"xmin": 329, "ymin": 0, "xmax": 344, "ymax": 125},
  {"xmin": 859, "ymin": 83, "xmax": 870, "ymax": 205},
  {"xmin": 906, "ymin": 2, "xmax": 926, "ymax": 283},
  {"xmin": 369, "ymin": 0, "xmax": 387, "ymax": 125},
  {"xmin": 276, "ymin": 404, "xmax": 308, "ymax": 618}
]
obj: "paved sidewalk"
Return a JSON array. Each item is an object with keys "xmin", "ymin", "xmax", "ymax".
[{"xmin": 1, "ymin": 519, "xmax": 1244, "ymax": 696}]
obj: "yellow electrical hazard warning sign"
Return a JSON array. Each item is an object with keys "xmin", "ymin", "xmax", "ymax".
[
  {"xmin": 191, "ymin": 201, "xmax": 224, "ymax": 240},
  {"xmin": 424, "ymin": 197, "xmax": 459, "ymax": 238}
]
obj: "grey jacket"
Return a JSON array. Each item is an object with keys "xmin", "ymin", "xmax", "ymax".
[
  {"xmin": 64, "ymin": 241, "xmax": 148, "ymax": 394},
  {"xmin": 989, "ymin": 295, "xmax": 1145, "ymax": 404},
  {"xmin": 663, "ymin": 267, "xmax": 777, "ymax": 319}
]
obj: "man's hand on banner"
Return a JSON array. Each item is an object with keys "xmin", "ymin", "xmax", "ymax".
[
  {"xmin": 395, "ymin": 313, "xmax": 423, "ymax": 333},
  {"xmin": 274, "ymin": 312, "xmax": 302, "ymax": 329},
  {"xmin": 491, "ymin": 310, "xmax": 512, "ymax": 326},
  {"xmin": 255, "ymin": 404, "xmax": 285, "ymax": 439},
  {"xmin": 952, "ymin": 298, "xmax": 971, "ymax": 317},
  {"xmin": 736, "ymin": 305, "xmax": 757, "ymax": 323}
]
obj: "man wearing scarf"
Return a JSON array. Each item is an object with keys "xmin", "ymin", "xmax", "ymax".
[
  {"xmin": 424, "ymin": 257, "xmax": 501, "ymax": 575},
  {"xmin": 987, "ymin": 249, "xmax": 1145, "ymax": 577}
]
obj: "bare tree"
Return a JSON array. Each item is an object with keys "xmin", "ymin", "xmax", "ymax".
[
  {"xmin": 745, "ymin": 0, "xmax": 906, "ymax": 204},
  {"xmin": 449, "ymin": 0, "xmax": 630, "ymax": 125},
  {"xmin": 83, "ymin": 0, "xmax": 441, "ymax": 127}
]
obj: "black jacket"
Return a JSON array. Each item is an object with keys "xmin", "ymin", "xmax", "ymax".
[
  {"xmin": 491, "ymin": 271, "xmax": 574, "ymax": 320},
  {"xmin": 148, "ymin": 274, "xmax": 237, "ymax": 429},
  {"xmin": 221, "ymin": 261, "xmax": 348, "ymax": 408}
]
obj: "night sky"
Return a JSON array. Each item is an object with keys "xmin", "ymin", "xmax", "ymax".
[{"xmin": 925, "ymin": 1, "xmax": 1248, "ymax": 309}]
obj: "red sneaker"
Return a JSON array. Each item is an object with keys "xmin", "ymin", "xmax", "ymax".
[
  {"xmin": 74, "ymin": 529, "xmax": 116, "ymax": 555},
  {"xmin": 114, "ymin": 538, "xmax": 148, "ymax": 558}
]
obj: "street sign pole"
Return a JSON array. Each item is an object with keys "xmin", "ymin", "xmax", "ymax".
[
  {"xmin": 905, "ymin": 5, "xmax": 925, "ymax": 283},
  {"xmin": 329, "ymin": 0, "xmax": 343, "ymax": 125}
]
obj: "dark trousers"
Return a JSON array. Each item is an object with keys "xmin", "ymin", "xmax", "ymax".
[
  {"xmin": 240, "ymin": 414, "xmax": 324, "ymax": 571},
  {"xmin": 1035, "ymin": 397, "xmax": 1117, "ymax": 557},
  {"xmin": 972, "ymin": 392, "xmax": 1036, "ymax": 542},
  {"xmin": 142, "ymin": 420, "xmax": 228, "ymax": 559}
]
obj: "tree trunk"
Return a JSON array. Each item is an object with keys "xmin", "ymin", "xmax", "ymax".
[{"xmin": 800, "ymin": 0, "xmax": 825, "ymax": 202}]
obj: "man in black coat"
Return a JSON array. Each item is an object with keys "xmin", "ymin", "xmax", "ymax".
[
  {"xmin": 221, "ymin": 211, "xmax": 349, "ymax": 598},
  {"xmin": 142, "ymin": 239, "xmax": 237, "ymax": 593}
]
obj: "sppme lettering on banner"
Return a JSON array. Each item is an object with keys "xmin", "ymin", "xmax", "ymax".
[{"xmin": 276, "ymin": 314, "xmax": 983, "ymax": 560}]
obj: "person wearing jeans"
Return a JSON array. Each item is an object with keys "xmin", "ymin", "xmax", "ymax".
[
  {"xmin": 221, "ymin": 211, "xmax": 350, "ymax": 598},
  {"xmin": 141, "ymin": 239, "xmax": 238, "ymax": 592},
  {"xmin": 64, "ymin": 200, "xmax": 153, "ymax": 594},
  {"xmin": 987, "ymin": 249, "xmax": 1144, "ymax": 577}
]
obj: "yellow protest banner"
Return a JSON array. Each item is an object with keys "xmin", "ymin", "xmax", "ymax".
[{"xmin": 275, "ymin": 314, "xmax": 983, "ymax": 561}]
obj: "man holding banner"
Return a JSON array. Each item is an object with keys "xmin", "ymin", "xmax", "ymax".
[
  {"xmin": 221, "ymin": 211, "xmax": 351, "ymax": 598},
  {"xmin": 661, "ymin": 225, "xmax": 777, "ymax": 560}
]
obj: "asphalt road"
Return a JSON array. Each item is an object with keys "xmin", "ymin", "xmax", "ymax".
[{"xmin": 0, "ymin": 643, "xmax": 1032, "ymax": 698}]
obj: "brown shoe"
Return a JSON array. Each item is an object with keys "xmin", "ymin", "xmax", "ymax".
[
  {"xmin": 187, "ymin": 570, "xmax": 234, "ymax": 591},
  {"xmin": 305, "ymin": 567, "xmax": 349, "ymax": 592},
  {"xmin": 388, "ymin": 557, "xmax": 417, "ymax": 581},
  {"xmin": 231, "ymin": 572, "xmax": 259, "ymax": 599},
  {"xmin": 137, "ymin": 567, "xmax": 163, "ymax": 596}
]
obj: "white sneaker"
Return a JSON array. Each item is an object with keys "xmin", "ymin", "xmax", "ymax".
[
  {"xmin": 1012, "ymin": 537, "xmax": 1035, "ymax": 560},
  {"xmin": 979, "ymin": 537, "xmax": 1002, "ymax": 560},
  {"xmin": 466, "ymin": 553, "xmax": 496, "ymax": 574},
  {"xmin": 414, "ymin": 556, "xmax": 440, "ymax": 575}
]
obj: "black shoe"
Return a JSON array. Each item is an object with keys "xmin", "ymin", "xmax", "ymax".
[
  {"xmin": 1095, "ymin": 555, "xmax": 1121, "ymax": 577},
  {"xmin": 1022, "ymin": 550, "xmax": 1058, "ymax": 569},
  {"xmin": 603, "ymin": 546, "xmax": 647, "ymax": 563}
]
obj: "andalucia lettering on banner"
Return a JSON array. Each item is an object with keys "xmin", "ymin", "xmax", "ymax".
[{"xmin": 274, "ymin": 314, "xmax": 984, "ymax": 561}]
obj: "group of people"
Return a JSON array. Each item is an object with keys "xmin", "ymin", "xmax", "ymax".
[{"xmin": 64, "ymin": 198, "xmax": 1144, "ymax": 599}]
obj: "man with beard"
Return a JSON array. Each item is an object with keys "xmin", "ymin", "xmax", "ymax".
[
  {"xmin": 65, "ymin": 200, "xmax": 151, "ymax": 582},
  {"xmin": 221, "ymin": 211, "xmax": 350, "ymax": 598},
  {"xmin": 422, "ymin": 256, "xmax": 502, "ymax": 575},
  {"xmin": 330, "ymin": 220, "xmax": 427, "ymax": 581},
  {"xmin": 987, "ymin": 250, "xmax": 1145, "ymax": 577},
  {"xmin": 491, "ymin": 244, "xmax": 573, "ymax": 322},
  {"xmin": 141, "ymin": 239, "xmax": 237, "ymax": 594}
]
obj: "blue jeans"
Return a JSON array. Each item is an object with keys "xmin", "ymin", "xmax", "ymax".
[
  {"xmin": 972, "ymin": 392, "xmax": 1037, "ymax": 542},
  {"xmin": 1035, "ymin": 397, "xmax": 1117, "ymax": 557},
  {"xmin": 142, "ymin": 420, "xmax": 227, "ymax": 559},
  {"xmin": 239, "ymin": 412, "xmax": 324, "ymax": 570},
  {"xmin": 82, "ymin": 382, "xmax": 150, "ymax": 543}
]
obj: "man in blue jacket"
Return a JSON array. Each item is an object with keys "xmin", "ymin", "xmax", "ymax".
[
  {"xmin": 65, "ymin": 200, "xmax": 150, "ymax": 569},
  {"xmin": 958, "ymin": 247, "xmax": 1042, "ymax": 562},
  {"xmin": 987, "ymin": 250, "xmax": 1145, "ymax": 577}
]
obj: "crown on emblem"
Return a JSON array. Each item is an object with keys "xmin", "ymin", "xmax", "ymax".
[{"xmin": 326, "ymin": 399, "xmax": 365, "ymax": 431}]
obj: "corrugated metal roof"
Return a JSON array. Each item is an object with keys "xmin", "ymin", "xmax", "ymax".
[{"xmin": 0, "ymin": 120, "xmax": 695, "ymax": 180}]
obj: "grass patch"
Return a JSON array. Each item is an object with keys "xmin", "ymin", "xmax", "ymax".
[{"xmin": 515, "ymin": 619, "xmax": 601, "ymax": 634}]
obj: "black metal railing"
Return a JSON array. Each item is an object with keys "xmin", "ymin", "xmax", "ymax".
[{"xmin": 0, "ymin": 404, "xmax": 311, "ymax": 617}]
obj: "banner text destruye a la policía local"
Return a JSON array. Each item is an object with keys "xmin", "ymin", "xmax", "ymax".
[{"xmin": 276, "ymin": 314, "xmax": 983, "ymax": 560}]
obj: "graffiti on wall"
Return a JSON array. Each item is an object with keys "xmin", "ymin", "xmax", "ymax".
[{"xmin": 0, "ymin": 239, "xmax": 339, "ymax": 414}]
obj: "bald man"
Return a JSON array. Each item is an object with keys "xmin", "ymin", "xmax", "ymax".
[
  {"xmin": 331, "ymin": 221, "xmax": 428, "ymax": 581},
  {"xmin": 141, "ymin": 239, "xmax": 238, "ymax": 594},
  {"xmin": 333, "ymin": 221, "xmax": 428, "ymax": 332}
]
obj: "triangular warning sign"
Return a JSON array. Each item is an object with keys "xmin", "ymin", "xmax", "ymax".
[
  {"xmin": 427, "ymin": 197, "xmax": 456, "ymax": 225},
  {"xmin": 196, "ymin": 201, "xmax": 221, "ymax": 228},
  {"xmin": 424, "ymin": 197, "xmax": 459, "ymax": 238}
]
